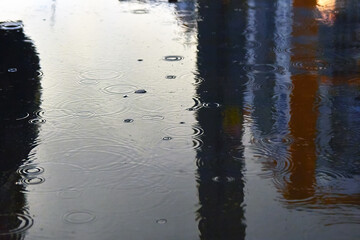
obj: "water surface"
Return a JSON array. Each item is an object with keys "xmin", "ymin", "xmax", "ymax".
[{"xmin": 0, "ymin": 0, "xmax": 359, "ymax": 239}]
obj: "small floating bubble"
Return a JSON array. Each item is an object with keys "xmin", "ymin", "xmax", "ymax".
[
  {"xmin": 134, "ymin": 89, "xmax": 147, "ymax": 94},
  {"xmin": 163, "ymin": 56, "xmax": 184, "ymax": 61},
  {"xmin": 124, "ymin": 119, "xmax": 134, "ymax": 123},
  {"xmin": 0, "ymin": 21, "xmax": 23, "ymax": 30},
  {"xmin": 156, "ymin": 219, "xmax": 167, "ymax": 224},
  {"xmin": 166, "ymin": 75, "xmax": 176, "ymax": 79},
  {"xmin": 63, "ymin": 211, "xmax": 96, "ymax": 224},
  {"xmin": 8, "ymin": 68, "xmax": 17, "ymax": 73},
  {"xmin": 0, "ymin": 213, "xmax": 33, "ymax": 235}
]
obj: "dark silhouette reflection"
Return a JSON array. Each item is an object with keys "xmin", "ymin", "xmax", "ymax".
[
  {"xmin": 0, "ymin": 21, "xmax": 42, "ymax": 237},
  {"xmin": 195, "ymin": 0, "xmax": 247, "ymax": 239}
]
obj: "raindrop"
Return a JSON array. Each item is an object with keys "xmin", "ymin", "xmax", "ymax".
[
  {"xmin": 156, "ymin": 219, "xmax": 167, "ymax": 224},
  {"xmin": 134, "ymin": 89, "xmax": 147, "ymax": 94},
  {"xmin": 63, "ymin": 211, "xmax": 96, "ymax": 224},
  {"xmin": 0, "ymin": 21, "xmax": 23, "ymax": 30},
  {"xmin": 8, "ymin": 68, "xmax": 17, "ymax": 73},
  {"xmin": 0, "ymin": 213, "xmax": 33, "ymax": 235},
  {"xmin": 124, "ymin": 119, "xmax": 134, "ymax": 123},
  {"xmin": 163, "ymin": 56, "xmax": 184, "ymax": 61}
]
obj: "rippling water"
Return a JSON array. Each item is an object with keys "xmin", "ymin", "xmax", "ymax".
[{"xmin": 0, "ymin": 0, "xmax": 359, "ymax": 239}]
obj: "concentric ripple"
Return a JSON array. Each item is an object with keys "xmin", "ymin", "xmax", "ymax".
[
  {"xmin": 163, "ymin": 125, "xmax": 204, "ymax": 137},
  {"xmin": 132, "ymin": 9, "xmax": 149, "ymax": 14},
  {"xmin": 20, "ymin": 162, "xmax": 89, "ymax": 193},
  {"xmin": 0, "ymin": 21, "xmax": 23, "ymax": 30},
  {"xmin": 163, "ymin": 55, "xmax": 184, "ymax": 61},
  {"xmin": 159, "ymin": 137, "xmax": 203, "ymax": 151},
  {"xmin": 79, "ymin": 69, "xmax": 122, "ymax": 80},
  {"xmin": 57, "ymin": 98, "xmax": 129, "ymax": 118},
  {"xmin": 0, "ymin": 213, "xmax": 33, "ymax": 235},
  {"xmin": 103, "ymin": 84, "xmax": 137, "ymax": 95},
  {"xmin": 242, "ymin": 64, "xmax": 285, "ymax": 74},
  {"xmin": 63, "ymin": 210, "xmax": 96, "ymax": 224}
]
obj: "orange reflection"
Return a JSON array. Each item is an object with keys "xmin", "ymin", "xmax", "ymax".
[
  {"xmin": 317, "ymin": 0, "xmax": 337, "ymax": 25},
  {"xmin": 286, "ymin": 0, "xmax": 319, "ymax": 201}
]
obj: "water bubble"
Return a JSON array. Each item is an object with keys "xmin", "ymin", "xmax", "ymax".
[
  {"xmin": 156, "ymin": 219, "xmax": 167, "ymax": 224},
  {"xmin": 166, "ymin": 75, "xmax": 176, "ymax": 79},
  {"xmin": 134, "ymin": 89, "xmax": 147, "ymax": 94},
  {"xmin": 0, "ymin": 213, "xmax": 33, "ymax": 235},
  {"xmin": 124, "ymin": 119, "xmax": 134, "ymax": 123},
  {"xmin": 63, "ymin": 211, "xmax": 96, "ymax": 224},
  {"xmin": 8, "ymin": 68, "xmax": 17, "ymax": 73},
  {"xmin": 163, "ymin": 56, "xmax": 184, "ymax": 61},
  {"xmin": 0, "ymin": 21, "xmax": 23, "ymax": 30}
]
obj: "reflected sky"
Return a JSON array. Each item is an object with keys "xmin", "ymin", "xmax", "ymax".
[{"xmin": 0, "ymin": 0, "xmax": 359, "ymax": 239}]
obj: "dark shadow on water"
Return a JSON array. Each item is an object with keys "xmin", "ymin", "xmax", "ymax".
[
  {"xmin": 0, "ymin": 21, "xmax": 42, "ymax": 238},
  {"xmin": 194, "ymin": 0, "xmax": 247, "ymax": 239}
]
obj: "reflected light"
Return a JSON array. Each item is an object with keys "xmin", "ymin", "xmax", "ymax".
[{"xmin": 317, "ymin": 0, "xmax": 337, "ymax": 25}]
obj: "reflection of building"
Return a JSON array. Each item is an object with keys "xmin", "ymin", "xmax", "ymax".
[
  {"xmin": 195, "ymin": 0, "xmax": 246, "ymax": 239},
  {"xmin": 243, "ymin": 0, "xmax": 360, "ymax": 207},
  {"xmin": 0, "ymin": 21, "xmax": 42, "ymax": 237}
]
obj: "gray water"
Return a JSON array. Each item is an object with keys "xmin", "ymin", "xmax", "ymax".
[{"xmin": 0, "ymin": 0, "xmax": 359, "ymax": 239}]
